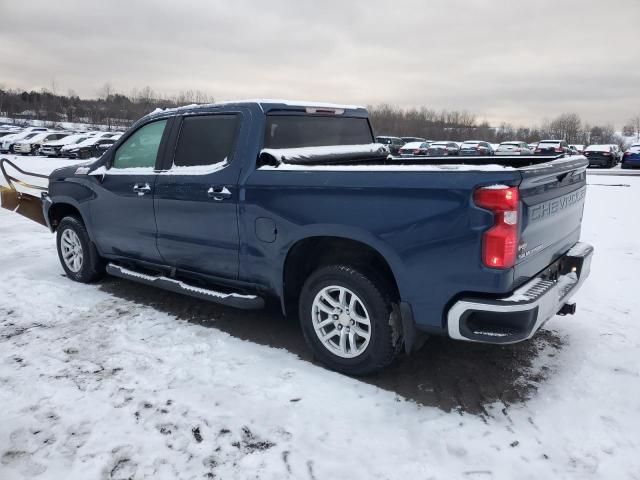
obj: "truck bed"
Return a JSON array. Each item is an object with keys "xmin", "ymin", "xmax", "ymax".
[{"xmin": 249, "ymin": 152, "xmax": 589, "ymax": 333}]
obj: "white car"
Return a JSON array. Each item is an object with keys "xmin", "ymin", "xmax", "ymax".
[
  {"xmin": 40, "ymin": 134, "xmax": 89, "ymax": 157},
  {"xmin": 0, "ymin": 127, "xmax": 49, "ymax": 153},
  {"xmin": 14, "ymin": 132, "xmax": 70, "ymax": 155},
  {"xmin": 85, "ymin": 131, "xmax": 118, "ymax": 138},
  {"xmin": 608, "ymin": 144, "xmax": 623, "ymax": 163},
  {"xmin": 569, "ymin": 144, "xmax": 585, "ymax": 154},
  {"xmin": 495, "ymin": 141, "xmax": 533, "ymax": 155}
]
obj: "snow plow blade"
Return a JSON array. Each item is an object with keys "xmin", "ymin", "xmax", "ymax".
[{"xmin": 0, "ymin": 158, "xmax": 48, "ymax": 227}]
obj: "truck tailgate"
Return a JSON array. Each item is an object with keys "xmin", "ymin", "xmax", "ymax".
[{"xmin": 514, "ymin": 156, "xmax": 589, "ymax": 286}]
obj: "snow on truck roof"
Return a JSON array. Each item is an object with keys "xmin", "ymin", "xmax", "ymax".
[
  {"xmin": 146, "ymin": 100, "xmax": 366, "ymax": 119},
  {"xmin": 218, "ymin": 99, "xmax": 365, "ymax": 110}
]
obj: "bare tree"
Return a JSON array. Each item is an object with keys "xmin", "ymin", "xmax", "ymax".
[
  {"xmin": 628, "ymin": 116, "xmax": 640, "ymax": 142},
  {"xmin": 98, "ymin": 82, "xmax": 113, "ymax": 100}
]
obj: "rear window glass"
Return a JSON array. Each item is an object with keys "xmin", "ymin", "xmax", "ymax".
[
  {"xmin": 264, "ymin": 115, "xmax": 373, "ymax": 149},
  {"xmin": 174, "ymin": 115, "xmax": 240, "ymax": 167},
  {"xmin": 585, "ymin": 145, "xmax": 611, "ymax": 152}
]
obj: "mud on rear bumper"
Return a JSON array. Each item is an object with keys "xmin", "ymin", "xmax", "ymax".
[{"xmin": 447, "ymin": 242, "xmax": 594, "ymax": 344}]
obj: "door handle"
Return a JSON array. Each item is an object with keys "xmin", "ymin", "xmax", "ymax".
[
  {"xmin": 207, "ymin": 186, "xmax": 232, "ymax": 201},
  {"xmin": 133, "ymin": 183, "xmax": 151, "ymax": 196}
]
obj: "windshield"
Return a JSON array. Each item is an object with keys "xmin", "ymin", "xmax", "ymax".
[{"xmin": 264, "ymin": 115, "xmax": 373, "ymax": 149}]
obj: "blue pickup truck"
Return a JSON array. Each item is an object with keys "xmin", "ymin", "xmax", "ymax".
[{"xmin": 2, "ymin": 100, "xmax": 593, "ymax": 374}]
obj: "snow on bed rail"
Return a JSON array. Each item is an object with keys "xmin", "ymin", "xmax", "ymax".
[{"xmin": 259, "ymin": 163, "xmax": 515, "ymax": 172}]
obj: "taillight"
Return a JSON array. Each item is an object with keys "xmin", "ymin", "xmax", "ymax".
[
  {"xmin": 413, "ymin": 149, "xmax": 420, "ymax": 154},
  {"xmin": 474, "ymin": 186, "xmax": 519, "ymax": 269},
  {"xmin": 554, "ymin": 147, "xmax": 563, "ymax": 153},
  {"xmin": 515, "ymin": 148, "xmax": 521, "ymax": 152},
  {"xmin": 603, "ymin": 152, "xmax": 611, "ymax": 156}
]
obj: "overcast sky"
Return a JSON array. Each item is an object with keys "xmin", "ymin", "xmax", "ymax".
[{"xmin": 1, "ymin": 0, "xmax": 638, "ymax": 127}]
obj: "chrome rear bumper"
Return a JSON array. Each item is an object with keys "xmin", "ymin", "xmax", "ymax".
[{"xmin": 447, "ymin": 242, "xmax": 594, "ymax": 344}]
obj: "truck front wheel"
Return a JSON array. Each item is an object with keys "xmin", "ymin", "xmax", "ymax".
[
  {"xmin": 56, "ymin": 216, "xmax": 105, "ymax": 283},
  {"xmin": 298, "ymin": 265, "xmax": 401, "ymax": 375}
]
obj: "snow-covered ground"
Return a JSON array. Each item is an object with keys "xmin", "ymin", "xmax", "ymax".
[{"xmin": 1, "ymin": 159, "xmax": 639, "ymax": 479}]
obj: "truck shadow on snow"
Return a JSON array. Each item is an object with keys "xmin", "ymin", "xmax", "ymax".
[{"xmin": 99, "ymin": 278, "xmax": 564, "ymax": 416}]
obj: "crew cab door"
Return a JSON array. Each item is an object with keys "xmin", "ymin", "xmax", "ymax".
[
  {"xmin": 89, "ymin": 119, "xmax": 169, "ymax": 262},
  {"xmin": 154, "ymin": 113, "xmax": 243, "ymax": 279}
]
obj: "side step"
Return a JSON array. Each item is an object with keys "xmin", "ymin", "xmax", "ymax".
[{"xmin": 106, "ymin": 263, "xmax": 265, "ymax": 310}]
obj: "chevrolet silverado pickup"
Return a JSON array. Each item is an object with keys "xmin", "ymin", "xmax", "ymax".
[{"xmin": 1, "ymin": 100, "xmax": 594, "ymax": 375}]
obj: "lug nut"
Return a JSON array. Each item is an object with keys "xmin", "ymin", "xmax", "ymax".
[
  {"xmin": 333, "ymin": 314, "xmax": 339, "ymax": 320},
  {"xmin": 337, "ymin": 325, "xmax": 343, "ymax": 330},
  {"xmin": 350, "ymin": 319, "xmax": 355, "ymax": 325}
]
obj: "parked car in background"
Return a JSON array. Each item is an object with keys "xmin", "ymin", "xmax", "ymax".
[
  {"xmin": 569, "ymin": 144, "xmax": 585, "ymax": 154},
  {"xmin": 14, "ymin": 132, "xmax": 69, "ymax": 155},
  {"xmin": 426, "ymin": 141, "xmax": 460, "ymax": 156},
  {"xmin": 459, "ymin": 140, "xmax": 494, "ymax": 156},
  {"xmin": 528, "ymin": 142, "xmax": 539, "ymax": 152},
  {"xmin": 0, "ymin": 127, "xmax": 50, "ymax": 153},
  {"xmin": 86, "ymin": 131, "xmax": 120, "ymax": 139},
  {"xmin": 1, "ymin": 131, "xmax": 41, "ymax": 153},
  {"xmin": 0, "ymin": 130, "xmax": 18, "ymax": 139},
  {"xmin": 375, "ymin": 136, "xmax": 404, "ymax": 155},
  {"xmin": 622, "ymin": 144, "xmax": 640, "ymax": 169},
  {"xmin": 583, "ymin": 144, "xmax": 616, "ymax": 168},
  {"xmin": 534, "ymin": 140, "xmax": 571, "ymax": 156},
  {"xmin": 401, "ymin": 136, "xmax": 426, "ymax": 143},
  {"xmin": 495, "ymin": 141, "xmax": 533, "ymax": 155},
  {"xmin": 40, "ymin": 134, "xmax": 89, "ymax": 157},
  {"xmin": 65, "ymin": 137, "xmax": 118, "ymax": 159},
  {"xmin": 398, "ymin": 141, "xmax": 430, "ymax": 156},
  {"xmin": 608, "ymin": 144, "xmax": 623, "ymax": 164}
]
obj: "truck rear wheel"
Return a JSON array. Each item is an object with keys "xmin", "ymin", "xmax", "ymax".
[
  {"xmin": 56, "ymin": 216, "xmax": 105, "ymax": 283},
  {"xmin": 298, "ymin": 265, "xmax": 401, "ymax": 375}
]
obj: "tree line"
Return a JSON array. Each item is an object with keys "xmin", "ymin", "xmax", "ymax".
[
  {"xmin": 368, "ymin": 105, "xmax": 639, "ymax": 147},
  {"xmin": 0, "ymin": 83, "xmax": 214, "ymax": 130},
  {"xmin": 0, "ymin": 84, "xmax": 638, "ymax": 146}
]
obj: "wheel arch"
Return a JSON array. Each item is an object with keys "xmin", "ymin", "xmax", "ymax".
[
  {"xmin": 47, "ymin": 200, "xmax": 86, "ymax": 232},
  {"xmin": 281, "ymin": 235, "xmax": 403, "ymax": 318}
]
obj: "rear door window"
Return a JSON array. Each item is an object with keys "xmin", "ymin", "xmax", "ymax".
[
  {"xmin": 173, "ymin": 115, "xmax": 240, "ymax": 168},
  {"xmin": 264, "ymin": 115, "xmax": 373, "ymax": 149}
]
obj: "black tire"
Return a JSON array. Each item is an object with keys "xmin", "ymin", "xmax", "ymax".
[
  {"xmin": 56, "ymin": 216, "xmax": 105, "ymax": 283},
  {"xmin": 298, "ymin": 265, "xmax": 402, "ymax": 376}
]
